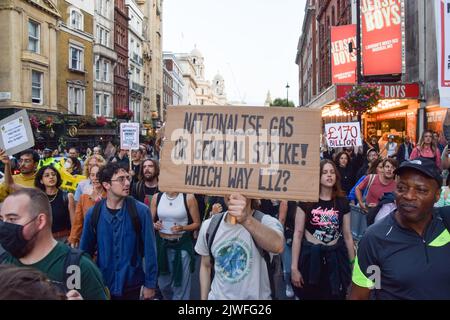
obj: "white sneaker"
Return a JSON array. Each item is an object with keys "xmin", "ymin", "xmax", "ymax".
[{"xmin": 285, "ymin": 284, "xmax": 294, "ymax": 298}]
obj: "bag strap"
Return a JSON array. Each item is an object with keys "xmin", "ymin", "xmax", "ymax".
[
  {"xmin": 206, "ymin": 212, "xmax": 225, "ymax": 282},
  {"xmin": 183, "ymin": 193, "xmax": 193, "ymax": 225},
  {"xmin": 363, "ymin": 174, "xmax": 376, "ymax": 201},
  {"xmin": 63, "ymin": 247, "xmax": 84, "ymax": 291},
  {"xmin": 90, "ymin": 199, "xmax": 105, "ymax": 236},
  {"xmin": 126, "ymin": 196, "xmax": 144, "ymax": 257}
]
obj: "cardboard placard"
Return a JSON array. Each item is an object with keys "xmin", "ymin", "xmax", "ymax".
[
  {"xmin": 120, "ymin": 122, "xmax": 140, "ymax": 150},
  {"xmin": 0, "ymin": 110, "xmax": 35, "ymax": 156},
  {"xmin": 159, "ymin": 105, "xmax": 322, "ymax": 201},
  {"xmin": 325, "ymin": 122, "xmax": 362, "ymax": 148}
]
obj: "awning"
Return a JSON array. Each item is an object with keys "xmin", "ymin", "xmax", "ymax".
[{"xmin": 305, "ymin": 83, "xmax": 420, "ymax": 109}]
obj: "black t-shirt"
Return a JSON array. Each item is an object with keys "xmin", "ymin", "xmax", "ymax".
[
  {"xmin": 50, "ymin": 190, "xmax": 71, "ymax": 233},
  {"xmin": 259, "ymin": 199, "xmax": 280, "ymax": 218},
  {"xmin": 299, "ymin": 197, "xmax": 350, "ymax": 244}
]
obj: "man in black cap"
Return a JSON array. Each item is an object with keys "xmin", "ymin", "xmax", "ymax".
[{"xmin": 349, "ymin": 157, "xmax": 450, "ymax": 300}]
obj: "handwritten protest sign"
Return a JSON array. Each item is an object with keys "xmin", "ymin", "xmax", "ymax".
[
  {"xmin": 159, "ymin": 106, "xmax": 322, "ymax": 201},
  {"xmin": 325, "ymin": 122, "xmax": 362, "ymax": 148},
  {"xmin": 0, "ymin": 110, "xmax": 35, "ymax": 156},
  {"xmin": 120, "ymin": 122, "xmax": 140, "ymax": 150}
]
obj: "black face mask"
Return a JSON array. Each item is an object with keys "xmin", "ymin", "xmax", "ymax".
[{"xmin": 0, "ymin": 217, "xmax": 38, "ymax": 259}]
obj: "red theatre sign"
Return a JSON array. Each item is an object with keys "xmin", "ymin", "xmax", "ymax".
[
  {"xmin": 336, "ymin": 83, "xmax": 420, "ymax": 99},
  {"xmin": 331, "ymin": 25, "xmax": 357, "ymax": 84},
  {"xmin": 361, "ymin": 0, "xmax": 404, "ymax": 76}
]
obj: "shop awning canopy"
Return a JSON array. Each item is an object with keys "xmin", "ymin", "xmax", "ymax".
[{"xmin": 305, "ymin": 83, "xmax": 420, "ymax": 109}]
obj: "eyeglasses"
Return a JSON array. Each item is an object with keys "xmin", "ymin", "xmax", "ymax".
[{"xmin": 110, "ymin": 176, "xmax": 131, "ymax": 184}]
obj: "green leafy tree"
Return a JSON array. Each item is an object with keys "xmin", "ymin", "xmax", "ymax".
[{"xmin": 270, "ymin": 98, "xmax": 294, "ymax": 107}]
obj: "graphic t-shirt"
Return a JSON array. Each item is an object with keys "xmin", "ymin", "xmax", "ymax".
[
  {"xmin": 195, "ymin": 212, "xmax": 284, "ymax": 300},
  {"xmin": 299, "ymin": 197, "xmax": 350, "ymax": 244}
]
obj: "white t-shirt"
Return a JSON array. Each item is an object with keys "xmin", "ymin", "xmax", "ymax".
[
  {"xmin": 386, "ymin": 142, "xmax": 397, "ymax": 157},
  {"xmin": 195, "ymin": 212, "xmax": 284, "ymax": 300}
]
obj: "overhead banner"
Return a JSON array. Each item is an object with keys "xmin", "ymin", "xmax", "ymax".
[
  {"xmin": 435, "ymin": 0, "xmax": 450, "ymax": 107},
  {"xmin": 325, "ymin": 122, "xmax": 362, "ymax": 148},
  {"xmin": 159, "ymin": 105, "xmax": 322, "ymax": 201},
  {"xmin": 361, "ymin": 0, "xmax": 404, "ymax": 76},
  {"xmin": 331, "ymin": 24, "xmax": 357, "ymax": 84}
]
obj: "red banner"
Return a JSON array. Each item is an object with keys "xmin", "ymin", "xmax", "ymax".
[
  {"xmin": 331, "ymin": 25, "xmax": 357, "ymax": 84},
  {"xmin": 361, "ymin": 0, "xmax": 403, "ymax": 76},
  {"xmin": 336, "ymin": 83, "xmax": 420, "ymax": 99}
]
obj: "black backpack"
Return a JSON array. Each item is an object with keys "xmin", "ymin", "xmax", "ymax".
[
  {"xmin": 205, "ymin": 211, "xmax": 284, "ymax": 300},
  {"xmin": 90, "ymin": 196, "xmax": 144, "ymax": 256},
  {"xmin": 0, "ymin": 247, "xmax": 83, "ymax": 294}
]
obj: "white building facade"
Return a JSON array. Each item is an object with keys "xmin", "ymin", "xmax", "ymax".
[
  {"xmin": 94, "ymin": 0, "xmax": 116, "ymax": 118},
  {"xmin": 126, "ymin": 0, "xmax": 145, "ymax": 123}
]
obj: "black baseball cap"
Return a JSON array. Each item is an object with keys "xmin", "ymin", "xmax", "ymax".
[{"xmin": 394, "ymin": 157, "xmax": 442, "ymax": 187}]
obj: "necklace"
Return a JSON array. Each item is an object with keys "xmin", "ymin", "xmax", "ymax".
[
  {"xmin": 166, "ymin": 193, "xmax": 177, "ymax": 206},
  {"xmin": 47, "ymin": 190, "xmax": 58, "ymax": 203}
]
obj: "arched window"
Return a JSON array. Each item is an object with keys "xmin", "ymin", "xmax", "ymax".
[{"xmin": 69, "ymin": 7, "xmax": 84, "ymax": 30}]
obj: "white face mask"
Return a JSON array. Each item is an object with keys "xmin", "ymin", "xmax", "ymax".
[{"xmin": 64, "ymin": 162, "xmax": 72, "ymax": 169}]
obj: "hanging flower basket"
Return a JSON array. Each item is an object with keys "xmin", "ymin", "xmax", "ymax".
[
  {"xmin": 338, "ymin": 85, "xmax": 382, "ymax": 116},
  {"xmin": 96, "ymin": 116, "xmax": 107, "ymax": 127}
]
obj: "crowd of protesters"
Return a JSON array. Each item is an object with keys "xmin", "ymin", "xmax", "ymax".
[{"xmin": 0, "ymin": 129, "xmax": 449, "ymax": 300}]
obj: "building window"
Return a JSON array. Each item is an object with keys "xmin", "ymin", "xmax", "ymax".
[
  {"xmin": 31, "ymin": 70, "xmax": 43, "ymax": 104},
  {"xmin": 28, "ymin": 20, "xmax": 40, "ymax": 53},
  {"xmin": 68, "ymin": 86, "xmax": 85, "ymax": 115},
  {"xmin": 103, "ymin": 61, "xmax": 109, "ymax": 82},
  {"xmin": 95, "ymin": 59, "xmax": 101, "ymax": 80},
  {"xmin": 69, "ymin": 46, "xmax": 83, "ymax": 71},
  {"xmin": 95, "ymin": 93, "xmax": 101, "ymax": 115},
  {"xmin": 103, "ymin": 94, "xmax": 110, "ymax": 116},
  {"xmin": 70, "ymin": 9, "xmax": 83, "ymax": 30},
  {"xmin": 97, "ymin": 25, "xmax": 110, "ymax": 47}
]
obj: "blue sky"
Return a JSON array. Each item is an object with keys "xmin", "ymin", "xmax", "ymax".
[{"xmin": 163, "ymin": 0, "xmax": 306, "ymax": 106}]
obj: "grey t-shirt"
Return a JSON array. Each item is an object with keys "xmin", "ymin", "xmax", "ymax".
[{"xmin": 195, "ymin": 212, "xmax": 284, "ymax": 300}]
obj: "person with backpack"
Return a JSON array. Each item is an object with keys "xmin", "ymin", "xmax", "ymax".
[
  {"xmin": 194, "ymin": 193, "xmax": 285, "ymax": 300},
  {"xmin": 80, "ymin": 162, "xmax": 158, "ymax": 300},
  {"xmin": 131, "ymin": 159, "xmax": 159, "ymax": 206},
  {"xmin": 150, "ymin": 192, "xmax": 200, "ymax": 300},
  {"xmin": 349, "ymin": 158, "xmax": 450, "ymax": 299},
  {"xmin": 291, "ymin": 159, "xmax": 355, "ymax": 300},
  {"xmin": 0, "ymin": 188, "xmax": 108, "ymax": 300}
]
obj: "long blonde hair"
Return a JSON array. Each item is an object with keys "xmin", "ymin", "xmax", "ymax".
[
  {"xmin": 82, "ymin": 154, "xmax": 106, "ymax": 176},
  {"xmin": 418, "ymin": 130, "xmax": 437, "ymax": 154}
]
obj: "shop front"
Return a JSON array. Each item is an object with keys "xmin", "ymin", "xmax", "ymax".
[{"xmin": 307, "ymin": 83, "xmax": 421, "ymax": 144}]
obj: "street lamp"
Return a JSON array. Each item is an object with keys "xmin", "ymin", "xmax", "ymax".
[{"xmin": 286, "ymin": 83, "xmax": 290, "ymax": 106}]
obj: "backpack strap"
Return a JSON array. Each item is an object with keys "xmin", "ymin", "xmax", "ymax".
[
  {"xmin": 252, "ymin": 211, "xmax": 271, "ymax": 265},
  {"xmin": 206, "ymin": 212, "xmax": 225, "ymax": 282},
  {"xmin": 183, "ymin": 193, "xmax": 193, "ymax": 225},
  {"xmin": 154, "ymin": 192, "xmax": 164, "ymax": 221},
  {"xmin": 62, "ymin": 247, "xmax": 84, "ymax": 291},
  {"xmin": 90, "ymin": 199, "xmax": 105, "ymax": 237},
  {"xmin": 125, "ymin": 196, "xmax": 144, "ymax": 257}
]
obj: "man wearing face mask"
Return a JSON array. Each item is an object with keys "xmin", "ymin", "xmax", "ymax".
[
  {"xmin": 0, "ymin": 188, "xmax": 108, "ymax": 300},
  {"xmin": 0, "ymin": 149, "xmax": 39, "ymax": 203}
]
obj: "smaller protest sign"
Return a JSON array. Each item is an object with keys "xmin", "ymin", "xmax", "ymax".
[
  {"xmin": 325, "ymin": 122, "xmax": 362, "ymax": 148},
  {"xmin": 120, "ymin": 122, "xmax": 140, "ymax": 150},
  {"xmin": 0, "ymin": 110, "xmax": 35, "ymax": 156}
]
